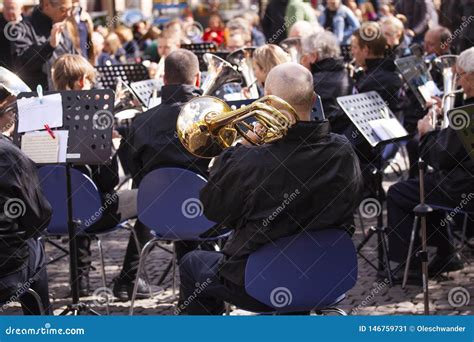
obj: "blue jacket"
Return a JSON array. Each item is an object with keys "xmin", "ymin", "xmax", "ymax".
[{"xmin": 319, "ymin": 5, "xmax": 360, "ymax": 45}]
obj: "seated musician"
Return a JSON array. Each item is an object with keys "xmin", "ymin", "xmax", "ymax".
[
  {"xmin": 51, "ymin": 54, "xmax": 138, "ymax": 297},
  {"xmin": 178, "ymin": 63, "xmax": 363, "ymax": 315},
  {"xmin": 300, "ymin": 30, "xmax": 353, "ymax": 134},
  {"xmin": 115, "ymin": 49, "xmax": 211, "ymax": 300},
  {"xmin": 387, "ymin": 47, "xmax": 474, "ymax": 277},
  {"xmin": 0, "ymin": 95, "xmax": 52, "ymax": 314}
]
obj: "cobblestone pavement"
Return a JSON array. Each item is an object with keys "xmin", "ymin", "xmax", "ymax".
[{"xmin": 1, "ymin": 211, "xmax": 472, "ymax": 316}]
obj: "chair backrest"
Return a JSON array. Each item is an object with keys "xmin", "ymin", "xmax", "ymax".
[
  {"xmin": 137, "ymin": 167, "xmax": 217, "ymax": 240},
  {"xmin": 245, "ymin": 229, "xmax": 358, "ymax": 312},
  {"xmin": 38, "ymin": 165, "xmax": 103, "ymax": 235}
]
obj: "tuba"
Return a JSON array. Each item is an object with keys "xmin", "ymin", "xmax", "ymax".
[
  {"xmin": 432, "ymin": 55, "xmax": 460, "ymax": 129},
  {"xmin": 227, "ymin": 47, "xmax": 259, "ymax": 99},
  {"xmin": 0, "ymin": 67, "xmax": 31, "ymax": 133},
  {"xmin": 176, "ymin": 95, "xmax": 298, "ymax": 158},
  {"xmin": 201, "ymin": 53, "xmax": 243, "ymax": 96},
  {"xmin": 280, "ymin": 37, "xmax": 302, "ymax": 63}
]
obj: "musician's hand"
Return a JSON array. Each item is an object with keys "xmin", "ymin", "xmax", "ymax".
[
  {"xmin": 112, "ymin": 129, "xmax": 122, "ymax": 140},
  {"xmin": 417, "ymin": 113, "xmax": 434, "ymax": 138},
  {"xmin": 241, "ymin": 87, "xmax": 251, "ymax": 99},
  {"xmin": 50, "ymin": 22, "xmax": 65, "ymax": 48},
  {"xmin": 425, "ymin": 96, "xmax": 442, "ymax": 109}
]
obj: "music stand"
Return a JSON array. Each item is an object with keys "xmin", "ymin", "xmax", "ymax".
[
  {"xmin": 182, "ymin": 43, "xmax": 218, "ymax": 72},
  {"xmin": 130, "ymin": 79, "xmax": 162, "ymax": 107},
  {"xmin": 337, "ymin": 91, "xmax": 410, "ymax": 286},
  {"xmin": 14, "ymin": 89, "xmax": 115, "ymax": 315},
  {"xmin": 96, "ymin": 64, "xmax": 149, "ymax": 90},
  {"xmin": 451, "ymin": 104, "xmax": 474, "ymax": 161}
]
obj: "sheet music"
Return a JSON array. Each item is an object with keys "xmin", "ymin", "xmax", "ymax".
[
  {"xmin": 17, "ymin": 93, "xmax": 63, "ymax": 133},
  {"xmin": 369, "ymin": 118, "xmax": 407, "ymax": 141},
  {"xmin": 21, "ymin": 130, "xmax": 69, "ymax": 163}
]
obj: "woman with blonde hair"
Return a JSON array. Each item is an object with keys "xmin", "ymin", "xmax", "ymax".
[
  {"xmin": 252, "ymin": 44, "xmax": 290, "ymax": 87},
  {"xmin": 104, "ymin": 32, "xmax": 126, "ymax": 64}
]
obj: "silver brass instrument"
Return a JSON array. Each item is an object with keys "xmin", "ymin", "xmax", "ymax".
[
  {"xmin": 0, "ymin": 67, "xmax": 31, "ymax": 133},
  {"xmin": 114, "ymin": 77, "xmax": 146, "ymax": 123},
  {"xmin": 201, "ymin": 53, "xmax": 243, "ymax": 96},
  {"xmin": 227, "ymin": 47, "xmax": 259, "ymax": 99},
  {"xmin": 176, "ymin": 95, "xmax": 298, "ymax": 158},
  {"xmin": 280, "ymin": 37, "xmax": 302, "ymax": 63}
]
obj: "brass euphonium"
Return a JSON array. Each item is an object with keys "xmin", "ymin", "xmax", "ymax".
[
  {"xmin": 227, "ymin": 47, "xmax": 259, "ymax": 99},
  {"xmin": 176, "ymin": 95, "xmax": 298, "ymax": 158},
  {"xmin": 432, "ymin": 55, "xmax": 461, "ymax": 129},
  {"xmin": 201, "ymin": 53, "xmax": 243, "ymax": 96},
  {"xmin": 280, "ymin": 37, "xmax": 302, "ymax": 63}
]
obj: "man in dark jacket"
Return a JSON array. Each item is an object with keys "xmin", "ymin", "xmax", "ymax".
[
  {"xmin": 394, "ymin": 0, "xmax": 430, "ymax": 44},
  {"xmin": 301, "ymin": 30, "xmax": 353, "ymax": 134},
  {"xmin": 178, "ymin": 63, "xmax": 362, "ymax": 315},
  {"xmin": 387, "ymin": 47, "xmax": 474, "ymax": 277},
  {"xmin": 112, "ymin": 49, "xmax": 210, "ymax": 300},
  {"xmin": 0, "ymin": 0, "xmax": 24, "ymax": 70},
  {"xmin": 0, "ymin": 106, "xmax": 52, "ymax": 314},
  {"xmin": 11, "ymin": 0, "xmax": 74, "ymax": 89}
]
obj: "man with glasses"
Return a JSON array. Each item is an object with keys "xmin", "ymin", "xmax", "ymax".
[{"xmin": 11, "ymin": 0, "xmax": 76, "ymax": 89}]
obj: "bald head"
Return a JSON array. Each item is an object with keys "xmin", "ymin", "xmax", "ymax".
[
  {"xmin": 3, "ymin": 0, "xmax": 23, "ymax": 22},
  {"xmin": 264, "ymin": 63, "xmax": 315, "ymax": 121},
  {"xmin": 424, "ymin": 26, "xmax": 451, "ymax": 56}
]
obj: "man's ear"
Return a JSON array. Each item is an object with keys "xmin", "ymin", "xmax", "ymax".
[{"xmin": 195, "ymin": 71, "xmax": 201, "ymax": 88}]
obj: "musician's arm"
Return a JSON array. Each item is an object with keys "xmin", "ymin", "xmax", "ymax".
[
  {"xmin": 420, "ymin": 128, "xmax": 467, "ymax": 170},
  {"xmin": 200, "ymin": 147, "xmax": 248, "ymax": 227}
]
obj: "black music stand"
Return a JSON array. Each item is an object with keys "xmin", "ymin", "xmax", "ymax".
[
  {"xmin": 130, "ymin": 79, "xmax": 162, "ymax": 107},
  {"xmin": 96, "ymin": 64, "xmax": 149, "ymax": 90},
  {"xmin": 337, "ymin": 91, "xmax": 410, "ymax": 286},
  {"xmin": 14, "ymin": 89, "xmax": 115, "ymax": 315}
]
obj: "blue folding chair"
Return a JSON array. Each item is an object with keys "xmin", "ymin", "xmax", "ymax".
[
  {"xmin": 243, "ymin": 229, "xmax": 358, "ymax": 315},
  {"xmin": 129, "ymin": 167, "xmax": 231, "ymax": 315},
  {"xmin": 38, "ymin": 165, "xmax": 128, "ymax": 314}
]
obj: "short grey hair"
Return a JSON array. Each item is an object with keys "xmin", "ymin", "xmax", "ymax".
[
  {"xmin": 301, "ymin": 31, "xmax": 341, "ymax": 60},
  {"xmin": 457, "ymin": 47, "xmax": 474, "ymax": 73}
]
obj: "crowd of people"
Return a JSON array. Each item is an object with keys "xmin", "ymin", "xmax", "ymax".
[{"xmin": 0, "ymin": 0, "xmax": 473, "ymax": 316}]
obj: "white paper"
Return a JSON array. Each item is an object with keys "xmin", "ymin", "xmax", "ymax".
[
  {"xmin": 20, "ymin": 130, "xmax": 69, "ymax": 163},
  {"xmin": 418, "ymin": 81, "xmax": 442, "ymax": 103},
  {"xmin": 17, "ymin": 93, "xmax": 63, "ymax": 133},
  {"xmin": 369, "ymin": 118, "xmax": 407, "ymax": 141}
]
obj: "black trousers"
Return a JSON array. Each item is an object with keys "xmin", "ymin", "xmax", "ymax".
[
  {"xmin": 178, "ymin": 250, "xmax": 272, "ymax": 315},
  {"xmin": 76, "ymin": 189, "xmax": 138, "ymax": 277},
  {"xmin": 0, "ymin": 238, "xmax": 51, "ymax": 315},
  {"xmin": 387, "ymin": 177, "xmax": 463, "ymax": 263}
]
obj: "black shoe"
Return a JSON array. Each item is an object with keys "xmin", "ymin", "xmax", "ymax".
[
  {"xmin": 113, "ymin": 277, "xmax": 155, "ymax": 301},
  {"xmin": 429, "ymin": 253, "xmax": 464, "ymax": 275}
]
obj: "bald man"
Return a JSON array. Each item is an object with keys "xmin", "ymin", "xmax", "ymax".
[
  {"xmin": 424, "ymin": 26, "xmax": 452, "ymax": 57},
  {"xmin": 178, "ymin": 63, "xmax": 363, "ymax": 315}
]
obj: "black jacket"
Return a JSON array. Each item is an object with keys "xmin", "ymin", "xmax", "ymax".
[
  {"xmin": 311, "ymin": 57, "xmax": 353, "ymax": 134},
  {"xmin": 261, "ymin": 0, "xmax": 288, "ymax": 44},
  {"xmin": 127, "ymin": 84, "xmax": 210, "ymax": 185},
  {"xmin": 394, "ymin": 0, "xmax": 429, "ymax": 37},
  {"xmin": 12, "ymin": 7, "xmax": 75, "ymax": 89},
  {"xmin": 420, "ymin": 97, "xmax": 474, "ymax": 201},
  {"xmin": 200, "ymin": 120, "xmax": 363, "ymax": 286},
  {"xmin": 0, "ymin": 135, "xmax": 52, "ymax": 275}
]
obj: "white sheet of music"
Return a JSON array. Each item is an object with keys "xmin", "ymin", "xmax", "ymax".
[
  {"xmin": 21, "ymin": 130, "xmax": 69, "ymax": 163},
  {"xmin": 369, "ymin": 118, "xmax": 407, "ymax": 141},
  {"xmin": 17, "ymin": 93, "xmax": 63, "ymax": 133}
]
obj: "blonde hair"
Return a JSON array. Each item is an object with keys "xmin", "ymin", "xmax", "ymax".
[
  {"xmin": 104, "ymin": 32, "xmax": 122, "ymax": 55},
  {"xmin": 114, "ymin": 26, "xmax": 134, "ymax": 43},
  {"xmin": 253, "ymin": 44, "xmax": 290, "ymax": 76},
  {"xmin": 52, "ymin": 54, "xmax": 96, "ymax": 91}
]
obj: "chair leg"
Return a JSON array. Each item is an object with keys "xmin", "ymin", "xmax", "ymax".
[
  {"xmin": 225, "ymin": 302, "xmax": 231, "ymax": 316},
  {"xmin": 461, "ymin": 213, "xmax": 468, "ymax": 250},
  {"xmin": 129, "ymin": 238, "xmax": 158, "ymax": 315},
  {"xmin": 96, "ymin": 238, "xmax": 110, "ymax": 315},
  {"xmin": 128, "ymin": 225, "xmax": 153, "ymax": 298},
  {"xmin": 26, "ymin": 288, "xmax": 44, "ymax": 315},
  {"xmin": 357, "ymin": 208, "xmax": 367, "ymax": 238},
  {"xmin": 402, "ymin": 216, "xmax": 419, "ymax": 289},
  {"xmin": 318, "ymin": 307, "xmax": 347, "ymax": 316}
]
